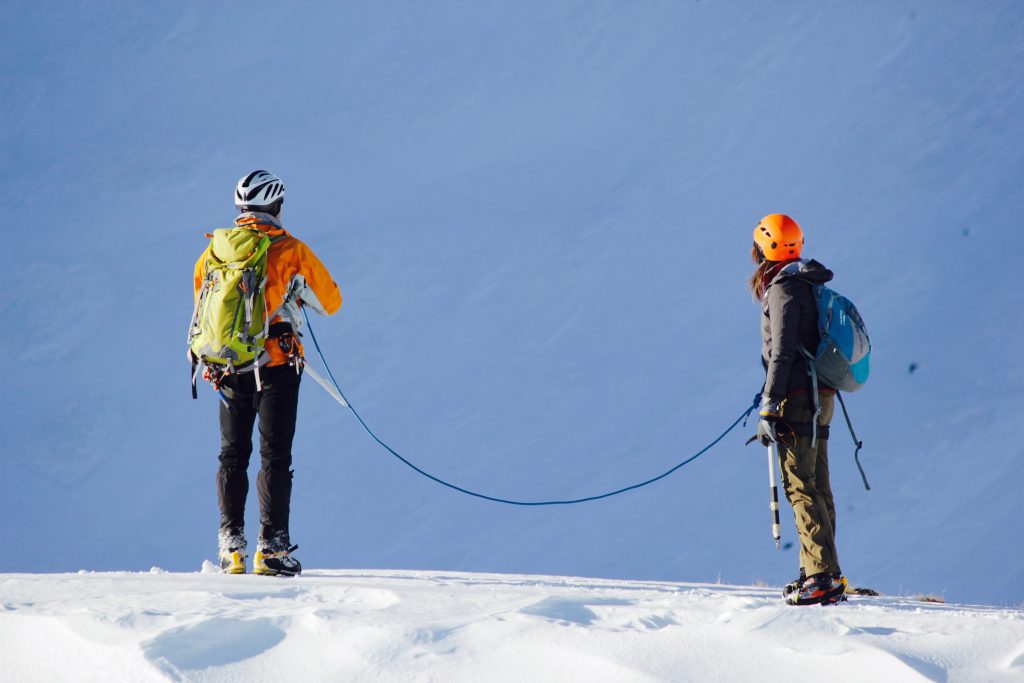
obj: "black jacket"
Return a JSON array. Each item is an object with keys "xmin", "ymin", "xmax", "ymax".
[{"xmin": 761, "ymin": 259, "xmax": 833, "ymax": 401}]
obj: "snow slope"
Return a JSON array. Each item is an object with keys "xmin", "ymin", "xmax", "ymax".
[
  {"xmin": 1, "ymin": 1, "xmax": 1023, "ymax": 605},
  {"xmin": 2, "ymin": 570, "xmax": 1022, "ymax": 683}
]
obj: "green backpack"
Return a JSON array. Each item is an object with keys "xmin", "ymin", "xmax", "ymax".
[{"xmin": 188, "ymin": 226, "xmax": 280, "ymax": 387}]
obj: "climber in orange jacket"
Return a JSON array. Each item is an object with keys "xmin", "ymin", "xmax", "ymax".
[{"xmin": 192, "ymin": 170, "xmax": 341, "ymax": 576}]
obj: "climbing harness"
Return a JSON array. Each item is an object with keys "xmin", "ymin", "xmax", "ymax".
[{"xmin": 298, "ymin": 308, "xmax": 759, "ymax": 507}]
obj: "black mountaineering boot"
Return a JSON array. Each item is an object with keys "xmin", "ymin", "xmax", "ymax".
[
  {"xmin": 785, "ymin": 573, "xmax": 846, "ymax": 606},
  {"xmin": 782, "ymin": 569, "xmax": 807, "ymax": 598},
  {"xmin": 254, "ymin": 531, "xmax": 302, "ymax": 577}
]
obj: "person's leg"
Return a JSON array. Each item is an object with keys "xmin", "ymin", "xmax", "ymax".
[
  {"xmin": 814, "ymin": 393, "xmax": 837, "ymax": 543},
  {"xmin": 255, "ymin": 364, "xmax": 302, "ymax": 545},
  {"xmin": 778, "ymin": 395, "xmax": 840, "ymax": 578},
  {"xmin": 217, "ymin": 372, "xmax": 258, "ymax": 565}
]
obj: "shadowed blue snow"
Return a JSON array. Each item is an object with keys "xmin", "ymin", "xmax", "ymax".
[
  {"xmin": 522, "ymin": 596, "xmax": 634, "ymax": 626},
  {"xmin": 1, "ymin": 1, "xmax": 1022, "ymax": 605},
  {"xmin": 142, "ymin": 617, "xmax": 286, "ymax": 675}
]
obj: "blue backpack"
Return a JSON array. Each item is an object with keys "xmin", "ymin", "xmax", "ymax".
[
  {"xmin": 799, "ymin": 282, "xmax": 872, "ymax": 490},
  {"xmin": 803, "ymin": 284, "xmax": 871, "ymax": 392}
]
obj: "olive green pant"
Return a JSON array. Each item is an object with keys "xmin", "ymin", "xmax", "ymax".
[{"xmin": 777, "ymin": 391, "xmax": 840, "ymax": 577}]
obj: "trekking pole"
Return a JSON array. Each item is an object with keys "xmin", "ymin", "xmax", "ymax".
[{"xmin": 767, "ymin": 439, "xmax": 782, "ymax": 549}]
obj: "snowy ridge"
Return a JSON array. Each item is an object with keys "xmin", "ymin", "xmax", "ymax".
[{"xmin": 1, "ymin": 570, "xmax": 1021, "ymax": 682}]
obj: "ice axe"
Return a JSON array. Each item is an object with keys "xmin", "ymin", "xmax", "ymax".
[
  {"xmin": 767, "ymin": 438, "xmax": 782, "ymax": 549},
  {"xmin": 746, "ymin": 420, "xmax": 782, "ymax": 548},
  {"xmin": 760, "ymin": 416, "xmax": 782, "ymax": 549}
]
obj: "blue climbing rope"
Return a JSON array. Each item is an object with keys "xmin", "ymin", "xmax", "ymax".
[{"xmin": 301, "ymin": 308, "xmax": 759, "ymax": 506}]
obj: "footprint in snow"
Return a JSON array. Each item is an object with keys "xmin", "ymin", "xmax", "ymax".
[
  {"xmin": 142, "ymin": 617, "xmax": 286, "ymax": 679},
  {"xmin": 520, "ymin": 596, "xmax": 634, "ymax": 626}
]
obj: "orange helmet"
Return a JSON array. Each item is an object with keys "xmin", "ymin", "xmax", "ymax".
[{"xmin": 753, "ymin": 214, "xmax": 803, "ymax": 261}]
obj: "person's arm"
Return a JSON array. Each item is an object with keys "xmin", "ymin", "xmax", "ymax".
[
  {"xmin": 193, "ymin": 248, "xmax": 210, "ymax": 302},
  {"xmin": 189, "ymin": 249, "xmax": 210, "ymax": 364},
  {"xmin": 763, "ymin": 280, "xmax": 802, "ymax": 401},
  {"xmin": 295, "ymin": 241, "xmax": 342, "ymax": 315}
]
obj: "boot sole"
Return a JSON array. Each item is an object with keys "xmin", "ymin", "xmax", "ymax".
[
  {"xmin": 253, "ymin": 568, "xmax": 299, "ymax": 577},
  {"xmin": 786, "ymin": 585, "xmax": 846, "ymax": 606}
]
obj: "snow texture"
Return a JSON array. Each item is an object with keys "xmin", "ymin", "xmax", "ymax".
[
  {"xmin": 1, "ymin": 570, "xmax": 1022, "ymax": 682},
  {"xmin": 1, "ymin": 0, "xmax": 1023, "ymax": 609}
]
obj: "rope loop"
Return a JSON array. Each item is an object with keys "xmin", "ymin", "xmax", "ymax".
[{"xmin": 302, "ymin": 308, "xmax": 759, "ymax": 506}]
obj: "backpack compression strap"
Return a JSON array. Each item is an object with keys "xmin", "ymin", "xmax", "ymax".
[{"xmin": 799, "ymin": 346, "xmax": 823, "ymax": 448}]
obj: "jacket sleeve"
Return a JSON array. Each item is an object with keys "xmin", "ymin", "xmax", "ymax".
[
  {"xmin": 763, "ymin": 280, "xmax": 803, "ymax": 401},
  {"xmin": 193, "ymin": 249, "xmax": 210, "ymax": 302},
  {"xmin": 295, "ymin": 241, "xmax": 342, "ymax": 315}
]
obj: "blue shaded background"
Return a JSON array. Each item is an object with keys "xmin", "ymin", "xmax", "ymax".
[{"xmin": 2, "ymin": 1, "xmax": 1021, "ymax": 604}]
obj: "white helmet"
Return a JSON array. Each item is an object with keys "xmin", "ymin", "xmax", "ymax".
[{"xmin": 235, "ymin": 170, "xmax": 285, "ymax": 211}]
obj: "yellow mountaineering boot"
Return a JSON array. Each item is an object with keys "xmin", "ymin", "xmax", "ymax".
[
  {"xmin": 254, "ymin": 532, "xmax": 302, "ymax": 577},
  {"xmin": 219, "ymin": 549, "xmax": 247, "ymax": 574},
  {"xmin": 218, "ymin": 530, "xmax": 247, "ymax": 574}
]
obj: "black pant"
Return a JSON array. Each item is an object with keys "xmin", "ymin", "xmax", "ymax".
[{"xmin": 217, "ymin": 363, "xmax": 302, "ymax": 542}]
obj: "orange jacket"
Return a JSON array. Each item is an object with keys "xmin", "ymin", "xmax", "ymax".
[{"xmin": 194, "ymin": 214, "xmax": 342, "ymax": 367}]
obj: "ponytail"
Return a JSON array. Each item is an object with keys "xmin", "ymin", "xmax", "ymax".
[{"xmin": 748, "ymin": 244, "xmax": 774, "ymax": 301}]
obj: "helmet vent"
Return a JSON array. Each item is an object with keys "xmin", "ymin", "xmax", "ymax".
[
  {"xmin": 753, "ymin": 214, "xmax": 803, "ymax": 261},
  {"xmin": 235, "ymin": 170, "xmax": 285, "ymax": 209}
]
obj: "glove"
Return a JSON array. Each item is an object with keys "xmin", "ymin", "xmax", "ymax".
[
  {"xmin": 759, "ymin": 397, "xmax": 782, "ymax": 420},
  {"xmin": 757, "ymin": 397, "xmax": 782, "ymax": 445}
]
